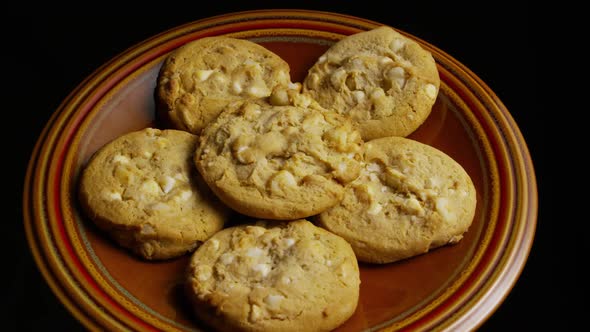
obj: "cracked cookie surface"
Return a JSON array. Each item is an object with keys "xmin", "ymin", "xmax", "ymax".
[
  {"xmin": 303, "ymin": 26, "xmax": 440, "ymax": 140},
  {"xmin": 317, "ymin": 136, "xmax": 477, "ymax": 264},
  {"xmin": 186, "ymin": 219, "xmax": 360, "ymax": 332},
  {"xmin": 78, "ymin": 128, "xmax": 230, "ymax": 260},
  {"xmin": 156, "ymin": 36, "xmax": 293, "ymax": 134},
  {"xmin": 195, "ymin": 101, "xmax": 364, "ymax": 220}
]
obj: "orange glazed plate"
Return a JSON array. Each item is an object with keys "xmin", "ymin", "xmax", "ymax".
[{"xmin": 23, "ymin": 10, "xmax": 537, "ymax": 332}]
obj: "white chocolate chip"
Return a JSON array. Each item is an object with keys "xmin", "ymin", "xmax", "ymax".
[
  {"xmin": 197, "ymin": 267, "xmax": 212, "ymax": 281},
  {"xmin": 105, "ymin": 191, "xmax": 122, "ymax": 201},
  {"xmin": 141, "ymin": 180, "xmax": 161, "ymax": 196},
  {"xmin": 212, "ymin": 73, "xmax": 227, "ymax": 84},
  {"xmin": 324, "ymin": 126, "xmax": 356, "ymax": 152},
  {"xmin": 114, "ymin": 167, "xmax": 134, "ymax": 185},
  {"xmin": 386, "ymin": 67, "xmax": 406, "ymax": 88},
  {"xmin": 302, "ymin": 112, "xmax": 324, "ymax": 134},
  {"xmin": 140, "ymin": 224, "xmax": 156, "ymax": 235},
  {"xmin": 351, "ymin": 57, "xmax": 364, "ymax": 69},
  {"xmin": 338, "ymin": 264, "xmax": 348, "ymax": 278},
  {"xmin": 252, "ymin": 263, "xmax": 271, "ymax": 277},
  {"xmin": 145, "ymin": 128, "xmax": 159, "ymax": 137},
  {"xmin": 155, "ymin": 138, "xmax": 168, "ymax": 148},
  {"xmin": 352, "ymin": 90, "xmax": 365, "ymax": 103},
  {"xmin": 288, "ymin": 82, "xmax": 301, "ymax": 90},
  {"xmin": 283, "ymin": 238, "xmax": 295, "ymax": 247},
  {"xmin": 386, "ymin": 167, "xmax": 406, "ymax": 179},
  {"xmin": 448, "ymin": 235, "xmax": 462, "ymax": 244},
  {"xmin": 257, "ymin": 131, "xmax": 287, "ymax": 155},
  {"xmin": 149, "ymin": 202, "xmax": 170, "ymax": 211},
  {"xmin": 330, "ymin": 68, "xmax": 347, "ymax": 88},
  {"xmin": 174, "ymin": 172, "xmax": 187, "ymax": 181},
  {"xmin": 246, "ymin": 247, "xmax": 265, "ymax": 258},
  {"xmin": 326, "ymin": 259, "xmax": 332, "ymax": 267},
  {"xmin": 295, "ymin": 93, "xmax": 313, "ymax": 107},
  {"xmin": 390, "ymin": 38, "xmax": 406, "ymax": 52},
  {"xmin": 307, "ymin": 73, "xmax": 320, "ymax": 89},
  {"xmin": 318, "ymin": 54, "xmax": 327, "ymax": 64},
  {"xmin": 236, "ymin": 145, "xmax": 248, "ymax": 156},
  {"xmin": 367, "ymin": 182, "xmax": 377, "ymax": 196},
  {"xmin": 250, "ymin": 304, "xmax": 262, "ymax": 322},
  {"xmin": 405, "ymin": 197, "xmax": 424, "ymax": 216},
  {"xmin": 423, "ymin": 189, "xmax": 438, "ymax": 198},
  {"xmin": 220, "ymin": 253, "xmax": 235, "ymax": 265},
  {"xmin": 243, "ymin": 59, "xmax": 258, "ymax": 66},
  {"xmin": 379, "ymin": 56, "xmax": 394, "ymax": 65},
  {"xmin": 366, "ymin": 162, "xmax": 382, "ymax": 173},
  {"xmin": 159, "ymin": 175, "xmax": 176, "ymax": 194},
  {"xmin": 210, "ymin": 239, "xmax": 219, "ymax": 251},
  {"xmin": 175, "ymin": 190, "xmax": 193, "ymax": 201},
  {"xmin": 247, "ymin": 225, "xmax": 267, "ymax": 237},
  {"xmin": 195, "ymin": 69, "xmax": 214, "ymax": 81},
  {"xmin": 436, "ymin": 197, "xmax": 455, "ymax": 221},
  {"xmin": 270, "ymin": 170, "xmax": 297, "ymax": 194},
  {"xmin": 269, "ymin": 88, "xmax": 289, "ymax": 106},
  {"xmin": 425, "ymin": 84, "xmax": 437, "ymax": 99},
  {"xmin": 112, "ymin": 154, "xmax": 130, "ymax": 164},
  {"xmin": 277, "ymin": 70, "xmax": 290, "ymax": 84},
  {"xmin": 370, "ymin": 88, "xmax": 385, "ymax": 100},
  {"xmin": 425, "ymin": 176, "xmax": 443, "ymax": 189},
  {"xmin": 264, "ymin": 294, "xmax": 285, "ymax": 308},
  {"xmin": 235, "ymin": 146, "xmax": 254, "ymax": 164},
  {"xmin": 242, "ymin": 103, "xmax": 262, "ymax": 119},
  {"xmin": 232, "ymin": 82, "xmax": 243, "ymax": 94},
  {"xmin": 247, "ymin": 85, "xmax": 269, "ymax": 98},
  {"xmin": 367, "ymin": 201, "xmax": 382, "ymax": 215},
  {"xmin": 369, "ymin": 173, "xmax": 380, "ymax": 183},
  {"xmin": 337, "ymin": 162, "xmax": 348, "ymax": 174}
]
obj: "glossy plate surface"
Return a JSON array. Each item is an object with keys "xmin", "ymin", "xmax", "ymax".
[{"xmin": 23, "ymin": 9, "xmax": 537, "ymax": 332}]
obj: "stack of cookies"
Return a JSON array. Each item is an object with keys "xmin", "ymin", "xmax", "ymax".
[{"xmin": 78, "ymin": 26, "xmax": 476, "ymax": 332}]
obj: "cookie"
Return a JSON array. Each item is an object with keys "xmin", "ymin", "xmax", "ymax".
[
  {"xmin": 302, "ymin": 26, "xmax": 440, "ymax": 140},
  {"xmin": 78, "ymin": 128, "xmax": 230, "ymax": 260},
  {"xmin": 194, "ymin": 101, "xmax": 364, "ymax": 220},
  {"xmin": 186, "ymin": 219, "xmax": 360, "ymax": 332},
  {"xmin": 156, "ymin": 36, "xmax": 293, "ymax": 134},
  {"xmin": 316, "ymin": 136, "xmax": 476, "ymax": 264}
]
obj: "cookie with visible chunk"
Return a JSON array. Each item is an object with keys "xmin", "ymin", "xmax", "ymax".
[
  {"xmin": 186, "ymin": 219, "xmax": 360, "ymax": 332},
  {"xmin": 78, "ymin": 128, "xmax": 230, "ymax": 260},
  {"xmin": 156, "ymin": 36, "xmax": 294, "ymax": 134},
  {"xmin": 303, "ymin": 26, "xmax": 440, "ymax": 140},
  {"xmin": 317, "ymin": 136, "xmax": 476, "ymax": 264},
  {"xmin": 194, "ymin": 101, "xmax": 364, "ymax": 220}
]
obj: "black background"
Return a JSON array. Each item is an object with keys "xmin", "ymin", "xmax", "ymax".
[{"xmin": 7, "ymin": 2, "xmax": 560, "ymax": 331}]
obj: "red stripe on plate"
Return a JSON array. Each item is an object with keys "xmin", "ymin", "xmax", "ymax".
[{"xmin": 49, "ymin": 73, "xmax": 160, "ymax": 332}]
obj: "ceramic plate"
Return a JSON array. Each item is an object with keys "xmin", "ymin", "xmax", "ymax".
[{"xmin": 23, "ymin": 9, "xmax": 537, "ymax": 332}]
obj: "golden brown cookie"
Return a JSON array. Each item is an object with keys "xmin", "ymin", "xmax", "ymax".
[
  {"xmin": 317, "ymin": 136, "xmax": 477, "ymax": 264},
  {"xmin": 78, "ymin": 128, "xmax": 231, "ymax": 260},
  {"xmin": 303, "ymin": 26, "xmax": 440, "ymax": 140},
  {"xmin": 156, "ymin": 36, "xmax": 293, "ymax": 134},
  {"xmin": 194, "ymin": 101, "xmax": 364, "ymax": 220},
  {"xmin": 186, "ymin": 219, "xmax": 360, "ymax": 332}
]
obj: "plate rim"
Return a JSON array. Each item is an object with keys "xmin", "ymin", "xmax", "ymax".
[{"xmin": 23, "ymin": 9, "xmax": 537, "ymax": 332}]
